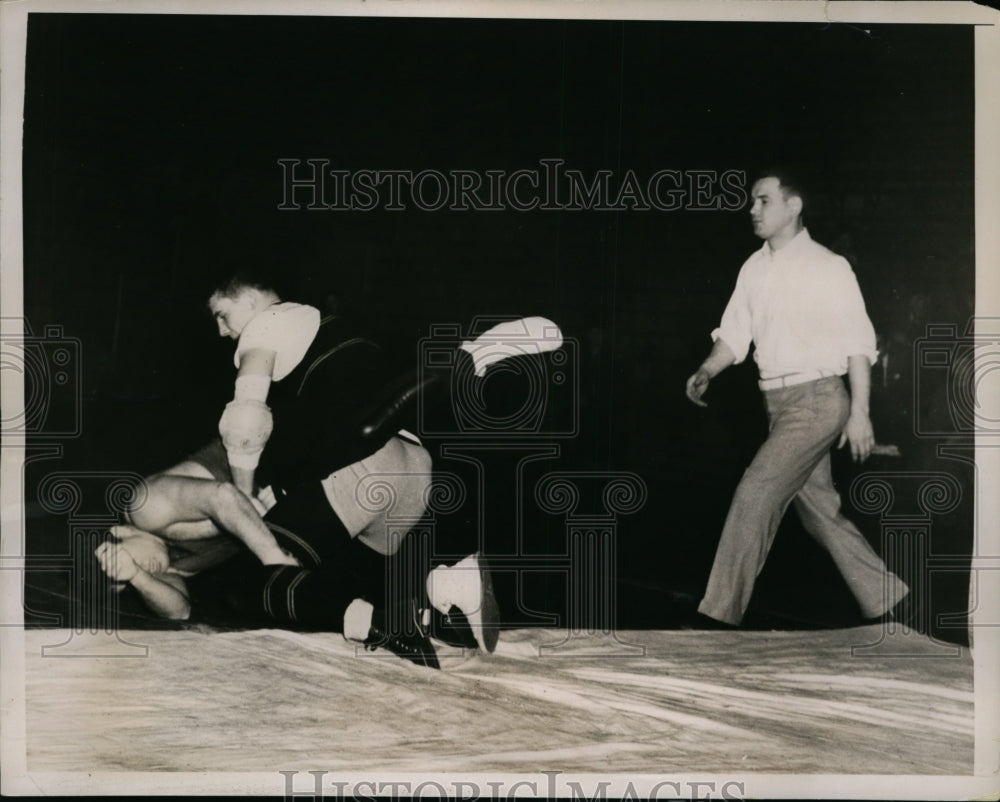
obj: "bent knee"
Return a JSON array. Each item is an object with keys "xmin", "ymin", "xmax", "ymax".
[
  {"xmin": 386, "ymin": 437, "xmax": 432, "ymax": 475},
  {"xmin": 415, "ymin": 445, "xmax": 432, "ymax": 473},
  {"xmin": 126, "ymin": 473, "xmax": 176, "ymax": 530},
  {"xmin": 209, "ymin": 480, "xmax": 249, "ymax": 514},
  {"xmin": 212, "ymin": 482, "xmax": 273, "ymax": 527},
  {"xmin": 130, "ymin": 473, "xmax": 233, "ymax": 533}
]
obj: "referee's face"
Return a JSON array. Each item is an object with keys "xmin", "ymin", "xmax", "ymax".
[{"xmin": 749, "ymin": 177, "xmax": 801, "ymax": 243}]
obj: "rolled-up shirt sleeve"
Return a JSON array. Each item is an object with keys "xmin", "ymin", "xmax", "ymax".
[
  {"xmin": 831, "ymin": 259, "xmax": 878, "ymax": 366},
  {"xmin": 711, "ymin": 267, "xmax": 754, "ymax": 364}
]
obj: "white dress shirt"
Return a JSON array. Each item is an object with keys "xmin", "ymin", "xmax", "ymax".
[{"xmin": 712, "ymin": 228, "xmax": 878, "ymax": 381}]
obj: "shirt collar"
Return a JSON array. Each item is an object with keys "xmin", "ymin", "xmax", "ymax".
[{"xmin": 761, "ymin": 227, "xmax": 812, "ymax": 261}]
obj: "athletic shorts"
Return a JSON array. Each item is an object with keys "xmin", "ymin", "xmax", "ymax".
[
  {"xmin": 188, "ymin": 435, "xmax": 432, "ymax": 557},
  {"xmin": 186, "ymin": 438, "xmax": 232, "ymax": 482}
]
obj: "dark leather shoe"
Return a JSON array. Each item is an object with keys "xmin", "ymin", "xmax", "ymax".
[
  {"xmin": 429, "ymin": 605, "xmax": 480, "ymax": 650},
  {"xmin": 683, "ymin": 612, "xmax": 739, "ymax": 630},
  {"xmin": 865, "ymin": 593, "xmax": 925, "ymax": 634},
  {"xmin": 365, "ymin": 601, "xmax": 440, "ymax": 670}
]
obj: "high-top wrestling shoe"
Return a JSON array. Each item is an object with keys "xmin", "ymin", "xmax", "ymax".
[
  {"xmin": 428, "ymin": 605, "xmax": 480, "ymax": 650},
  {"xmin": 426, "ymin": 552, "xmax": 500, "ymax": 653},
  {"xmin": 364, "ymin": 599, "xmax": 441, "ymax": 670}
]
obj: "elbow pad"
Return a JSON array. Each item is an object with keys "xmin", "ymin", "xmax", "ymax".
[{"xmin": 219, "ymin": 399, "xmax": 273, "ymax": 469}]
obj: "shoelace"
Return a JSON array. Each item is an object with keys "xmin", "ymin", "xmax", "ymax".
[{"xmin": 366, "ymin": 603, "xmax": 431, "ymax": 650}]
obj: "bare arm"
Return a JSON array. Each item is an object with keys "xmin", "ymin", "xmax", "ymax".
[
  {"xmin": 685, "ymin": 338, "xmax": 737, "ymax": 407},
  {"xmin": 129, "ymin": 570, "xmax": 192, "ymax": 620},
  {"xmin": 95, "ymin": 541, "xmax": 191, "ymax": 620},
  {"xmin": 838, "ymin": 354, "xmax": 875, "ymax": 462}
]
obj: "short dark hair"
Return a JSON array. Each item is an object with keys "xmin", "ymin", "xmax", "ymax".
[
  {"xmin": 204, "ymin": 257, "xmax": 286, "ymax": 302},
  {"xmin": 754, "ymin": 165, "xmax": 809, "ymax": 212},
  {"xmin": 210, "ymin": 272, "xmax": 278, "ymax": 300}
]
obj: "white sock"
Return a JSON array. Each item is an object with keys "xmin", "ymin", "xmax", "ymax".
[
  {"xmin": 343, "ymin": 598, "xmax": 374, "ymax": 641},
  {"xmin": 460, "ymin": 317, "xmax": 563, "ymax": 377},
  {"xmin": 426, "ymin": 554, "xmax": 482, "ymax": 615}
]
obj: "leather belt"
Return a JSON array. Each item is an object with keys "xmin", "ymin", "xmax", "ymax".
[{"xmin": 758, "ymin": 370, "xmax": 838, "ymax": 391}]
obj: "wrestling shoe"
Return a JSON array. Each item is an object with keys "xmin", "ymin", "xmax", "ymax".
[
  {"xmin": 428, "ymin": 605, "xmax": 479, "ymax": 650},
  {"xmin": 426, "ymin": 552, "xmax": 500, "ymax": 653},
  {"xmin": 364, "ymin": 598, "xmax": 440, "ymax": 670},
  {"xmin": 459, "ymin": 316, "xmax": 563, "ymax": 377},
  {"xmin": 359, "ymin": 317, "xmax": 564, "ymax": 442}
]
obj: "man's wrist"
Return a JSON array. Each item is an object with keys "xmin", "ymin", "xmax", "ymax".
[{"xmin": 126, "ymin": 566, "xmax": 147, "ymax": 585}]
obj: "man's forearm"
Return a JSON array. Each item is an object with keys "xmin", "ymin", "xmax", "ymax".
[
  {"xmin": 700, "ymin": 338, "xmax": 737, "ymax": 378},
  {"xmin": 841, "ymin": 354, "xmax": 876, "ymax": 462},
  {"xmin": 231, "ymin": 464, "xmax": 256, "ymax": 497},
  {"xmin": 130, "ymin": 570, "xmax": 191, "ymax": 620},
  {"xmin": 846, "ymin": 354, "xmax": 872, "ymax": 414}
]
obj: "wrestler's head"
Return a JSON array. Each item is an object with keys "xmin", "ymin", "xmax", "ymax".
[{"xmin": 207, "ymin": 273, "xmax": 281, "ymax": 340}]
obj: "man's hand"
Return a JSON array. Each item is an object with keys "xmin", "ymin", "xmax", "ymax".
[
  {"xmin": 248, "ymin": 493, "xmax": 268, "ymax": 517},
  {"xmin": 685, "ymin": 340, "xmax": 735, "ymax": 407},
  {"xmin": 95, "ymin": 540, "xmax": 141, "ymax": 583},
  {"xmin": 686, "ymin": 368, "xmax": 712, "ymax": 407},
  {"xmin": 838, "ymin": 411, "xmax": 875, "ymax": 463}
]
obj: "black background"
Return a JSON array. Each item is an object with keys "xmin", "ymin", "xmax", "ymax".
[{"xmin": 20, "ymin": 13, "xmax": 975, "ymax": 638}]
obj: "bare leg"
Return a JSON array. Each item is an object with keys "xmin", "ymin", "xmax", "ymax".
[
  {"xmin": 168, "ymin": 534, "xmax": 242, "ymax": 576},
  {"xmin": 128, "ymin": 463, "xmax": 295, "ymax": 566},
  {"xmin": 128, "ymin": 461, "xmax": 221, "ymax": 539}
]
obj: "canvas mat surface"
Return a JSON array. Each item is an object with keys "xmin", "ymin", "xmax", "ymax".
[{"xmin": 23, "ymin": 626, "xmax": 972, "ymax": 775}]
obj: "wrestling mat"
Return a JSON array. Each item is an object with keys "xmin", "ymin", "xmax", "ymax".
[{"xmin": 20, "ymin": 624, "xmax": 972, "ymax": 779}]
